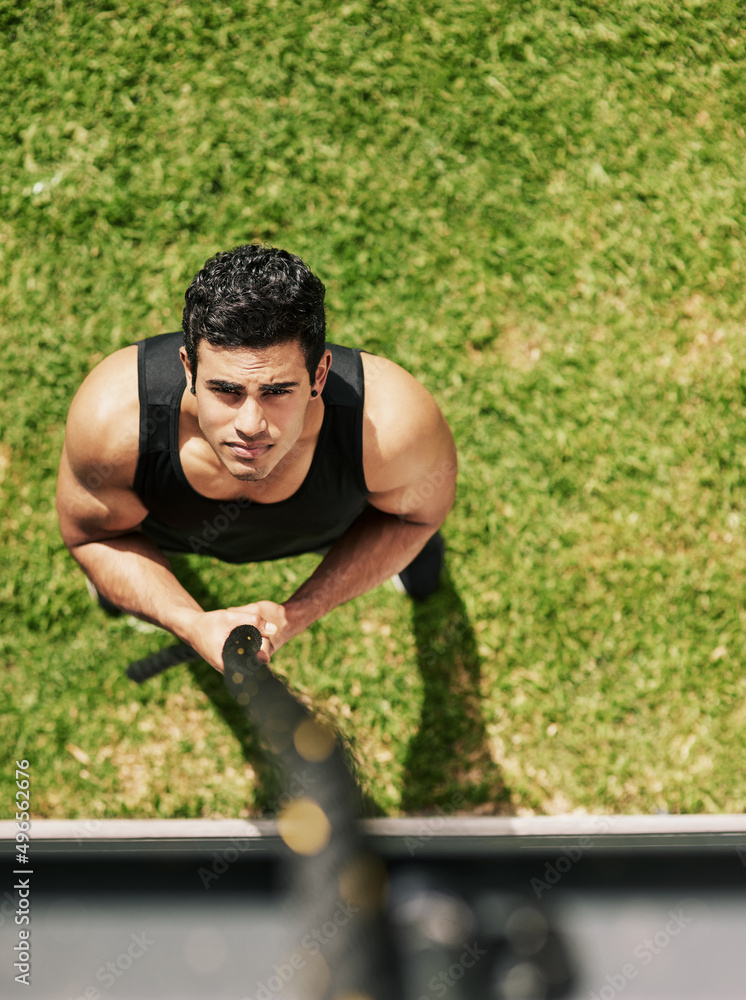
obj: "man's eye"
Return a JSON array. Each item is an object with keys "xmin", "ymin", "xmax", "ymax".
[{"xmin": 264, "ymin": 388, "xmax": 290, "ymax": 397}]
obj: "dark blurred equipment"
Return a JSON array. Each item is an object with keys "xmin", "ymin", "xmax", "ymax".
[
  {"xmin": 2, "ymin": 626, "xmax": 745, "ymax": 997},
  {"xmin": 221, "ymin": 624, "xmax": 404, "ymax": 1000},
  {"xmin": 125, "ymin": 639, "xmax": 201, "ymax": 682},
  {"xmin": 2, "ymin": 816, "xmax": 746, "ymax": 998}
]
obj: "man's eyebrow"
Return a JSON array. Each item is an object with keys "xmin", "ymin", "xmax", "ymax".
[
  {"xmin": 204, "ymin": 378, "xmax": 301, "ymax": 392},
  {"xmin": 205, "ymin": 378, "xmax": 243, "ymax": 391},
  {"xmin": 259, "ymin": 380, "xmax": 301, "ymax": 391}
]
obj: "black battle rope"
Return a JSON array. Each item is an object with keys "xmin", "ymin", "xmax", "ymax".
[
  {"xmin": 126, "ymin": 641, "xmax": 201, "ymax": 683},
  {"xmin": 225, "ymin": 625, "xmax": 402, "ymax": 1000}
]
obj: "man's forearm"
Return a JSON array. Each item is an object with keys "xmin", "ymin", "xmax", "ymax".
[
  {"xmin": 69, "ymin": 533, "xmax": 203, "ymax": 644},
  {"xmin": 283, "ymin": 506, "xmax": 440, "ymax": 639}
]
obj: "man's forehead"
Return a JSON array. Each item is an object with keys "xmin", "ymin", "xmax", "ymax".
[{"xmin": 196, "ymin": 339, "xmax": 307, "ymax": 379}]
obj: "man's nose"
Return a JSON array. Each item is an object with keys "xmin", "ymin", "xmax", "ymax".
[{"xmin": 235, "ymin": 397, "xmax": 268, "ymax": 438}]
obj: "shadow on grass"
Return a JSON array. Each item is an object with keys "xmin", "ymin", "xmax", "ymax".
[
  {"xmin": 400, "ymin": 567, "xmax": 513, "ymax": 815},
  {"xmin": 136, "ymin": 558, "xmax": 509, "ymax": 817}
]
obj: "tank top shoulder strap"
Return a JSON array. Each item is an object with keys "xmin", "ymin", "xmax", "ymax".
[
  {"xmin": 323, "ymin": 343, "xmax": 364, "ymax": 407},
  {"xmin": 133, "ymin": 331, "xmax": 184, "ymax": 503},
  {"xmin": 322, "ymin": 343, "xmax": 367, "ymax": 495},
  {"xmin": 136, "ymin": 331, "xmax": 185, "ymax": 451}
]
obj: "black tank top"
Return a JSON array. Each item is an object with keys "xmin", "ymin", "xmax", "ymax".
[{"xmin": 133, "ymin": 332, "xmax": 370, "ymax": 563}]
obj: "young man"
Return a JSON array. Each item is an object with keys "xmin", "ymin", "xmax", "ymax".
[{"xmin": 56, "ymin": 244, "xmax": 457, "ymax": 671}]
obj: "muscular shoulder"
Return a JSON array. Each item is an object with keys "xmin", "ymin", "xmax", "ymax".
[
  {"xmin": 361, "ymin": 353, "xmax": 456, "ymax": 504},
  {"xmin": 64, "ymin": 344, "xmax": 141, "ymax": 486}
]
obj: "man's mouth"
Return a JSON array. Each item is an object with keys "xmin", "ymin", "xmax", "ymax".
[{"xmin": 226, "ymin": 441, "xmax": 273, "ymax": 460}]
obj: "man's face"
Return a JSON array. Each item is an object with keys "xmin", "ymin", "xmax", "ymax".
[{"xmin": 182, "ymin": 339, "xmax": 326, "ymax": 482}]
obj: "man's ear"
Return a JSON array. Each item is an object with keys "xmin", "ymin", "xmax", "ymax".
[
  {"xmin": 179, "ymin": 346, "xmax": 194, "ymax": 390},
  {"xmin": 312, "ymin": 349, "xmax": 333, "ymax": 395}
]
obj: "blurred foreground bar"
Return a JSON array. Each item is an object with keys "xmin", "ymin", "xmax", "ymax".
[{"xmin": 1, "ymin": 814, "xmax": 745, "ymax": 999}]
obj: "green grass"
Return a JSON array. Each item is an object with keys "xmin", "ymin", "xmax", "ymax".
[{"xmin": 2, "ymin": 0, "xmax": 746, "ymax": 819}]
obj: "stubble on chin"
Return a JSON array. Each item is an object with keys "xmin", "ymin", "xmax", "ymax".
[{"xmin": 229, "ymin": 467, "xmax": 268, "ymax": 483}]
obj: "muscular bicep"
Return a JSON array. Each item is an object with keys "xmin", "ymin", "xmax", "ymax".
[
  {"xmin": 362, "ymin": 355, "xmax": 457, "ymax": 526},
  {"xmin": 56, "ymin": 344, "xmax": 147, "ymax": 549},
  {"xmin": 367, "ymin": 422, "xmax": 457, "ymax": 525},
  {"xmin": 56, "ymin": 442, "xmax": 148, "ymax": 549}
]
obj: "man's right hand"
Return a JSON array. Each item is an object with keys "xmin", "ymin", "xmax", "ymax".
[{"xmin": 185, "ymin": 607, "xmax": 281, "ymax": 672}]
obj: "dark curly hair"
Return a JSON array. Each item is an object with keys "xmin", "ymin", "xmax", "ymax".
[{"xmin": 182, "ymin": 244, "xmax": 326, "ymax": 386}]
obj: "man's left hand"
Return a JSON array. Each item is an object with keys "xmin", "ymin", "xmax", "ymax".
[{"xmin": 225, "ymin": 600, "xmax": 291, "ymax": 662}]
